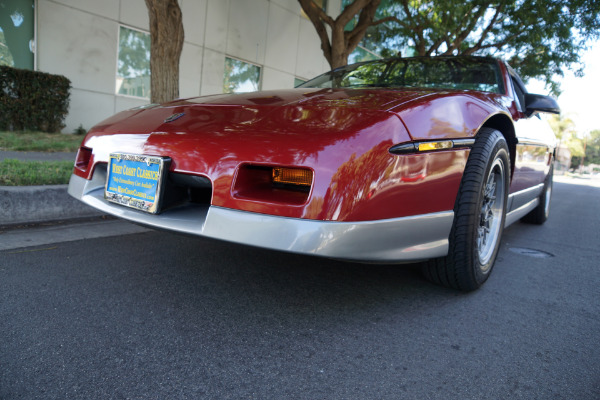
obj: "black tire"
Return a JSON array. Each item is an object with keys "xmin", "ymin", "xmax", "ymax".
[
  {"xmin": 521, "ymin": 163, "xmax": 553, "ymax": 225},
  {"xmin": 422, "ymin": 128, "xmax": 510, "ymax": 291}
]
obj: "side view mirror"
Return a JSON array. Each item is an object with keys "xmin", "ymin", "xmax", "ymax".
[{"xmin": 525, "ymin": 93, "xmax": 560, "ymax": 116}]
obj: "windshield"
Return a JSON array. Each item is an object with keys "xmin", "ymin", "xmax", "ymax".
[{"xmin": 298, "ymin": 57, "xmax": 504, "ymax": 94}]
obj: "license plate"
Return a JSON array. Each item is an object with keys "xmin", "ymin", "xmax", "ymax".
[{"xmin": 105, "ymin": 153, "xmax": 169, "ymax": 214}]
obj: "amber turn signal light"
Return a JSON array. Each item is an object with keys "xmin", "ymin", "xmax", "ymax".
[
  {"xmin": 417, "ymin": 141, "xmax": 453, "ymax": 152},
  {"xmin": 389, "ymin": 138, "xmax": 475, "ymax": 155},
  {"xmin": 272, "ymin": 167, "xmax": 313, "ymax": 186}
]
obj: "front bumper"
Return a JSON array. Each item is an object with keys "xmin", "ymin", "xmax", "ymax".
[{"xmin": 68, "ymin": 170, "xmax": 453, "ymax": 262}]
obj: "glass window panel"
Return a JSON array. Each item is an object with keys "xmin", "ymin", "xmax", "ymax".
[
  {"xmin": 348, "ymin": 46, "xmax": 379, "ymax": 64},
  {"xmin": 0, "ymin": 0, "xmax": 35, "ymax": 69},
  {"xmin": 116, "ymin": 26, "xmax": 151, "ymax": 98},
  {"xmin": 299, "ymin": 57, "xmax": 503, "ymax": 94},
  {"xmin": 223, "ymin": 57, "xmax": 261, "ymax": 93},
  {"xmin": 294, "ymin": 78, "xmax": 306, "ymax": 87}
]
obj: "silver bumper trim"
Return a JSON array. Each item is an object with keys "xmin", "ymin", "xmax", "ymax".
[{"xmin": 68, "ymin": 173, "xmax": 453, "ymax": 262}]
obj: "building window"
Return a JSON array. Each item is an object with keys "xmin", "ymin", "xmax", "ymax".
[
  {"xmin": 223, "ymin": 57, "xmax": 261, "ymax": 93},
  {"xmin": 116, "ymin": 26, "xmax": 151, "ymax": 98},
  {"xmin": 0, "ymin": 0, "xmax": 35, "ymax": 69},
  {"xmin": 348, "ymin": 46, "xmax": 380, "ymax": 64},
  {"xmin": 294, "ymin": 78, "xmax": 306, "ymax": 87}
]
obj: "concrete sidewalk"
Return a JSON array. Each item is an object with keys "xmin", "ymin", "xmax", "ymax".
[{"xmin": 1, "ymin": 150, "xmax": 104, "ymax": 227}]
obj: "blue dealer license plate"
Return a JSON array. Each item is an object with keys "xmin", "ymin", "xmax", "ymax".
[{"xmin": 105, "ymin": 153, "xmax": 169, "ymax": 214}]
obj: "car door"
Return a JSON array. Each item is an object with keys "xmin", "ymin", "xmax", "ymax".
[{"xmin": 507, "ymin": 70, "xmax": 555, "ymax": 210}]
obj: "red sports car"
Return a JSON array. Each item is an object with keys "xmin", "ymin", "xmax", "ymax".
[{"xmin": 69, "ymin": 56, "xmax": 559, "ymax": 291}]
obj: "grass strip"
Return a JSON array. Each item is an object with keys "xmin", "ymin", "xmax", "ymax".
[
  {"xmin": 0, "ymin": 159, "xmax": 74, "ymax": 186},
  {"xmin": 0, "ymin": 131, "xmax": 82, "ymax": 152}
]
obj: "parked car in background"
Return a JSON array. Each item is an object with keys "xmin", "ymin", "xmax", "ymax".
[{"xmin": 69, "ymin": 56, "xmax": 559, "ymax": 291}]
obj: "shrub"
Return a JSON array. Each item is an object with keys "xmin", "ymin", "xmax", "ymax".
[
  {"xmin": 0, "ymin": 66, "xmax": 71, "ymax": 133},
  {"xmin": 73, "ymin": 124, "xmax": 87, "ymax": 135}
]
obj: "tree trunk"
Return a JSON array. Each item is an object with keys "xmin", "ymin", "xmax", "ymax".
[
  {"xmin": 145, "ymin": 0, "xmax": 184, "ymax": 104},
  {"xmin": 329, "ymin": 26, "xmax": 349, "ymax": 69},
  {"xmin": 298, "ymin": 0, "xmax": 383, "ymax": 70}
]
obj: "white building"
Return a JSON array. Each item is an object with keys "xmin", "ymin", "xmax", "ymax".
[{"xmin": 1, "ymin": 0, "xmax": 355, "ymax": 133}]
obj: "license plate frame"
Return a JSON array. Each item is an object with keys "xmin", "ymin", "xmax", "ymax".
[{"xmin": 105, "ymin": 153, "xmax": 170, "ymax": 214}]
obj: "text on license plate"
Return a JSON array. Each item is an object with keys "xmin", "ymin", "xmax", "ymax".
[{"xmin": 105, "ymin": 153, "xmax": 168, "ymax": 214}]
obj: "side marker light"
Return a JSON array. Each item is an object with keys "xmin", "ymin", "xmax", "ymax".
[
  {"xmin": 417, "ymin": 141, "xmax": 453, "ymax": 152},
  {"xmin": 272, "ymin": 167, "xmax": 313, "ymax": 186}
]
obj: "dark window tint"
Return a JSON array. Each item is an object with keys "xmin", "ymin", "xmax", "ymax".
[{"xmin": 300, "ymin": 57, "xmax": 504, "ymax": 94}]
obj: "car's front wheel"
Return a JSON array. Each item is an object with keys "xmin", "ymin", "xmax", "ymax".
[{"xmin": 422, "ymin": 128, "xmax": 510, "ymax": 291}]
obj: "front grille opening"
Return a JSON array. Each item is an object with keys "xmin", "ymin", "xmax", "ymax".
[
  {"xmin": 272, "ymin": 181, "xmax": 310, "ymax": 193},
  {"xmin": 232, "ymin": 164, "xmax": 311, "ymax": 205},
  {"xmin": 161, "ymin": 172, "xmax": 212, "ymax": 210}
]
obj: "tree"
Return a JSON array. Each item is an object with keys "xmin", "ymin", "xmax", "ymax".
[
  {"xmin": 298, "ymin": 0, "xmax": 395, "ymax": 69},
  {"xmin": 364, "ymin": 0, "xmax": 600, "ymax": 94},
  {"xmin": 585, "ymin": 130, "xmax": 600, "ymax": 166},
  {"xmin": 549, "ymin": 114, "xmax": 579, "ymax": 169},
  {"xmin": 223, "ymin": 58, "xmax": 261, "ymax": 93},
  {"xmin": 571, "ymin": 130, "xmax": 600, "ymax": 168},
  {"xmin": 145, "ymin": 0, "xmax": 184, "ymax": 103},
  {"xmin": 300, "ymin": 0, "xmax": 600, "ymax": 94},
  {"xmin": 549, "ymin": 114, "xmax": 576, "ymax": 143}
]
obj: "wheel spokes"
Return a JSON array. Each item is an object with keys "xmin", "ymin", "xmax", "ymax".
[
  {"xmin": 477, "ymin": 162, "xmax": 506, "ymax": 266},
  {"xmin": 478, "ymin": 176, "xmax": 497, "ymax": 251}
]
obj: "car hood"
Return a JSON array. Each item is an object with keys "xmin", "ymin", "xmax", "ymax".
[
  {"xmin": 84, "ymin": 88, "xmax": 420, "ymax": 170},
  {"xmin": 89, "ymin": 88, "xmax": 428, "ymax": 136},
  {"xmin": 183, "ymin": 87, "xmax": 428, "ymax": 110}
]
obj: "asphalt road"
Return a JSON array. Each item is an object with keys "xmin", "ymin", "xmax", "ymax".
[{"xmin": 1, "ymin": 176, "xmax": 599, "ymax": 399}]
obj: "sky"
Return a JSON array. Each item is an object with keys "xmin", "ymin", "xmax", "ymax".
[{"xmin": 528, "ymin": 39, "xmax": 600, "ymax": 135}]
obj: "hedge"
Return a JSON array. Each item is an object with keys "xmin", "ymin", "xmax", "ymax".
[{"xmin": 0, "ymin": 66, "xmax": 71, "ymax": 133}]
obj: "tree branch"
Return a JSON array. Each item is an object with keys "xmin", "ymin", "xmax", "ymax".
[
  {"xmin": 337, "ymin": 0, "xmax": 373, "ymax": 27},
  {"xmin": 400, "ymin": 0, "xmax": 427, "ymax": 55},
  {"xmin": 426, "ymin": 38, "xmax": 446, "ymax": 55},
  {"xmin": 346, "ymin": 0, "xmax": 381, "ymax": 47},
  {"xmin": 461, "ymin": 31, "xmax": 523, "ymax": 55},
  {"xmin": 298, "ymin": 0, "xmax": 333, "ymax": 65},
  {"xmin": 471, "ymin": 1, "xmax": 506, "ymax": 52},
  {"xmin": 369, "ymin": 15, "xmax": 406, "ymax": 28},
  {"xmin": 444, "ymin": 2, "xmax": 490, "ymax": 54}
]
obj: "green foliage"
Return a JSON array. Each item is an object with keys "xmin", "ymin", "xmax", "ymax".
[
  {"xmin": 73, "ymin": 124, "xmax": 87, "ymax": 136},
  {"xmin": 0, "ymin": 31, "xmax": 15, "ymax": 66},
  {"xmin": 567, "ymin": 136, "xmax": 586, "ymax": 158},
  {"xmin": 548, "ymin": 114, "xmax": 576, "ymax": 141},
  {"xmin": 561, "ymin": 129, "xmax": 600, "ymax": 168},
  {"xmin": 588, "ymin": 130, "xmax": 600, "ymax": 165},
  {"xmin": 582, "ymin": 130, "xmax": 600, "ymax": 166},
  {"xmin": 117, "ymin": 26, "xmax": 151, "ymax": 79},
  {"xmin": 0, "ymin": 66, "xmax": 71, "ymax": 132},
  {"xmin": 0, "ymin": 159, "xmax": 73, "ymax": 186},
  {"xmin": 0, "ymin": 130, "xmax": 81, "ymax": 152},
  {"xmin": 116, "ymin": 26, "xmax": 151, "ymax": 98},
  {"xmin": 361, "ymin": 0, "xmax": 600, "ymax": 95},
  {"xmin": 223, "ymin": 57, "xmax": 261, "ymax": 93}
]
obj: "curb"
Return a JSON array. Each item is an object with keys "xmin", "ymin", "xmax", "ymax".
[{"xmin": 0, "ymin": 185, "xmax": 104, "ymax": 227}]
